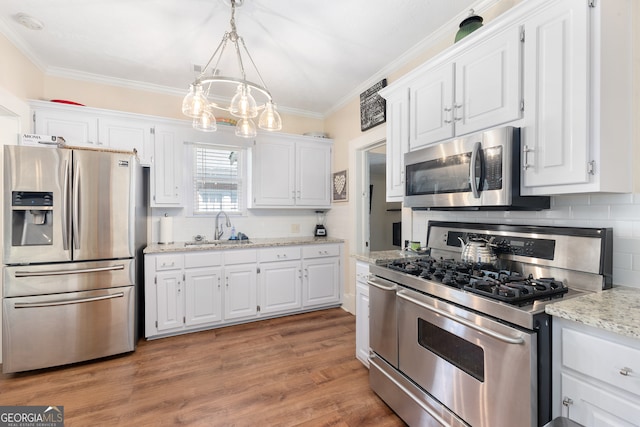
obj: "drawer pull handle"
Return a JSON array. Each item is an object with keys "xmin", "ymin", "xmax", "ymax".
[{"xmin": 620, "ymin": 367, "xmax": 632, "ymax": 376}]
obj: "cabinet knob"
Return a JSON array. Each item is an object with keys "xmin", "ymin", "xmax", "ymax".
[
  {"xmin": 562, "ymin": 397, "xmax": 573, "ymax": 407},
  {"xmin": 620, "ymin": 367, "xmax": 633, "ymax": 376}
]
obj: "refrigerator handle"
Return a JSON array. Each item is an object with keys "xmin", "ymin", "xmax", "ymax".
[
  {"xmin": 62, "ymin": 159, "xmax": 71, "ymax": 250},
  {"xmin": 72, "ymin": 159, "xmax": 80, "ymax": 250},
  {"xmin": 15, "ymin": 264, "xmax": 126, "ymax": 277}
]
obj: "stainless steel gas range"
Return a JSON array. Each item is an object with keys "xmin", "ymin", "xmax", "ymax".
[{"xmin": 368, "ymin": 221, "xmax": 612, "ymax": 427}]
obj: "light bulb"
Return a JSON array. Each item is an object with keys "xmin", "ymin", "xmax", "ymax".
[
  {"xmin": 230, "ymin": 84, "xmax": 258, "ymax": 118},
  {"xmin": 193, "ymin": 108, "xmax": 217, "ymax": 132},
  {"xmin": 235, "ymin": 118, "xmax": 257, "ymax": 138},
  {"xmin": 259, "ymin": 101, "xmax": 282, "ymax": 131},
  {"xmin": 182, "ymin": 84, "xmax": 208, "ymax": 118}
]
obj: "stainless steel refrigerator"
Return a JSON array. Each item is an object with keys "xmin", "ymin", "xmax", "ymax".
[{"xmin": 2, "ymin": 145, "xmax": 147, "ymax": 373}]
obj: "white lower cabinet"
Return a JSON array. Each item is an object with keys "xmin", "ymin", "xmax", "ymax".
[
  {"xmin": 223, "ymin": 263, "xmax": 257, "ymax": 321},
  {"xmin": 145, "ymin": 243, "xmax": 342, "ymax": 339},
  {"xmin": 355, "ymin": 261, "xmax": 370, "ymax": 367},
  {"xmin": 552, "ymin": 318, "xmax": 640, "ymax": 426},
  {"xmin": 155, "ymin": 269, "xmax": 184, "ymax": 332},
  {"xmin": 303, "ymin": 257, "xmax": 340, "ymax": 308},
  {"xmin": 184, "ymin": 267, "xmax": 222, "ymax": 327},
  {"xmin": 259, "ymin": 259, "xmax": 302, "ymax": 315}
]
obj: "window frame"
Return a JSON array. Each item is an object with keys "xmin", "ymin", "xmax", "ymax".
[{"xmin": 184, "ymin": 142, "xmax": 248, "ymax": 217}]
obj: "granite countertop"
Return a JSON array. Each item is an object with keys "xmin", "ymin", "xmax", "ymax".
[
  {"xmin": 144, "ymin": 236, "xmax": 344, "ymax": 254},
  {"xmin": 545, "ymin": 286, "xmax": 640, "ymax": 340},
  {"xmin": 353, "ymin": 249, "xmax": 426, "ymax": 265}
]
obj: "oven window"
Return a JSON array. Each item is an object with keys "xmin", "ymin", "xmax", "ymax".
[{"xmin": 418, "ymin": 318, "xmax": 485, "ymax": 382}]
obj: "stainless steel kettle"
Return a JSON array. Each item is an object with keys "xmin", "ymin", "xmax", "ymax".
[{"xmin": 458, "ymin": 236, "xmax": 497, "ymax": 265}]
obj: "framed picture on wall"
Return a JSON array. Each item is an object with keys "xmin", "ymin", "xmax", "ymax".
[
  {"xmin": 332, "ymin": 170, "xmax": 348, "ymax": 202},
  {"xmin": 360, "ymin": 79, "xmax": 387, "ymax": 131}
]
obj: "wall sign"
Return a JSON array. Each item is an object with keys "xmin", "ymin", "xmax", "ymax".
[{"xmin": 360, "ymin": 79, "xmax": 387, "ymax": 131}]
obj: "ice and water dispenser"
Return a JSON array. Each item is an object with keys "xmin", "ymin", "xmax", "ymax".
[{"xmin": 11, "ymin": 191, "xmax": 54, "ymax": 246}]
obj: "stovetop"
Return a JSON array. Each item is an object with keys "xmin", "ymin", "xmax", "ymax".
[
  {"xmin": 369, "ymin": 221, "xmax": 613, "ymax": 330},
  {"xmin": 371, "ymin": 261, "xmax": 583, "ymax": 330},
  {"xmin": 387, "ymin": 257, "xmax": 569, "ymax": 306}
]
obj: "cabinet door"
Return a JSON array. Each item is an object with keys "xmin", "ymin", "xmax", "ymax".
[
  {"xmin": 409, "ymin": 63, "xmax": 455, "ymax": 149},
  {"xmin": 224, "ymin": 264, "xmax": 257, "ymax": 320},
  {"xmin": 184, "ymin": 267, "xmax": 222, "ymax": 327},
  {"xmin": 355, "ymin": 282, "xmax": 370, "ymax": 367},
  {"xmin": 259, "ymin": 260, "xmax": 302, "ymax": 315},
  {"xmin": 151, "ymin": 125, "xmax": 184, "ymax": 206},
  {"xmin": 34, "ymin": 109, "xmax": 100, "ymax": 148},
  {"xmin": 251, "ymin": 137, "xmax": 295, "ymax": 206},
  {"xmin": 296, "ymin": 141, "xmax": 331, "ymax": 207},
  {"xmin": 562, "ymin": 373, "xmax": 640, "ymax": 427},
  {"xmin": 522, "ymin": 0, "xmax": 589, "ymax": 188},
  {"xmin": 384, "ymin": 88, "xmax": 409, "ymax": 201},
  {"xmin": 454, "ymin": 24, "xmax": 522, "ymax": 136},
  {"xmin": 302, "ymin": 257, "xmax": 340, "ymax": 307},
  {"xmin": 156, "ymin": 270, "xmax": 184, "ymax": 332},
  {"xmin": 99, "ymin": 117, "xmax": 152, "ymax": 166}
]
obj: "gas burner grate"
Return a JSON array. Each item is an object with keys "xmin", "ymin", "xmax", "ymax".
[
  {"xmin": 385, "ymin": 257, "xmax": 569, "ymax": 305},
  {"xmin": 464, "ymin": 274, "xmax": 568, "ymax": 306}
]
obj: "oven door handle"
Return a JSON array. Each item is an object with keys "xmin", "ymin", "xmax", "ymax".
[
  {"xmin": 397, "ymin": 290, "xmax": 525, "ymax": 345},
  {"xmin": 367, "ymin": 278, "xmax": 397, "ymax": 291},
  {"xmin": 370, "ymin": 356, "xmax": 458, "ymax": 427}
]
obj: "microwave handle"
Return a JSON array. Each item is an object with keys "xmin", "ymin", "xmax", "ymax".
[{"xmin": 470, "ymin": 141, "xmax": 481, "ymax": 198}]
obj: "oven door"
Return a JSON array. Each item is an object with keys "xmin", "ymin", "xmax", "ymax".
[
  {"xmin": 368, "ymin": 276, "xmax": 398, "ymax": 367},
  {"xmin": 397, "ymin": 288, "xmax": 537, "ymax": 427}
]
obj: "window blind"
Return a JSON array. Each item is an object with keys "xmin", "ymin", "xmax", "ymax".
[{"xmin": 192, "ymin": 145, "xmax": 243, "ymax": 214}]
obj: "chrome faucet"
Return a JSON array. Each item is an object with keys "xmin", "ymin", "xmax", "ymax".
[{"xmin": 214, "ymin": 211, "xmax": 232, "ymax": 240}]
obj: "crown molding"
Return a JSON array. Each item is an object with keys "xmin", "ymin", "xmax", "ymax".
[{"xmin": 323, "ymin": 0, "xmax": 502, "ymax": 118}]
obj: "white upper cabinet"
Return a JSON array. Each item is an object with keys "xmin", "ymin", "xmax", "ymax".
[
  {"xmin": 296, "ymin": 140, "xmax": 332, "ymax": 207},
  {"xmin": 408, "ymin": 24, "xmax": 522, "ymax": 150},
  {"xmin": 31, "ymin": 101, "xmax": 153, "ymax": 165},
  {"xmin": 250, "ymin": 134, "xmax": 332, "ymax": 209},
  {"xmin": 98, "ymin": 116, "xmax": 153, "ymax": 165},
  {"xmin": 33, "ymin": 107, "xmax": 99, "ymax": 147},
  {"xmin": 521, "ymin": 0, "xmax": 632, "ymax": 194},
  {"xmin": 380, "ymin": 86, "xmax": 409, "ymax": 201},
  {"xmin": 409, "ymin": 63, "xmax": 455, "ymax": 148},
  {"xmin": 150, "ymin": 124, "xmax": 185, "ymax": 207},
  {"xmin": 453, "ymin": 25, "xmax": 522, "ymax": 136}
]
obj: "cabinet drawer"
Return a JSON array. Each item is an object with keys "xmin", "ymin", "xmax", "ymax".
[
  {"xmin": 155, "ymin": 254, "xmax": 184, "ymax": 271},
  {"xmin": 184, "ymin": 251, "xmax": 223, "ymax": 269},
  {"xmin": 562, "ymin": 328, "xmax": 640, "ymax": 396},
  {"xmin": 259, "ymin": 246, "xmax": 301, "ymax": 262},
  {"xmin": 302, "ymin": 244, "xmax": 340, "ymax": 259},
  {"xmin": 224, "ymin": 249, "xmax": 257, "ymax": 265}
]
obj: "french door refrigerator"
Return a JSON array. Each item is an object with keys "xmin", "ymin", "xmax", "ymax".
[{"xmin": 2, "ymin": 145, "xmax": 146, "ymax": 373}]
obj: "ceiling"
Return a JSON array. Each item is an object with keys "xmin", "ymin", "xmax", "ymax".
[{"xmin": 0, "ymin": 0, "xmax": 480, "ymax": 118}]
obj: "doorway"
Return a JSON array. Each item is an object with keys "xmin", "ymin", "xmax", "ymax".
[{"xmin": 364, "ymin": 145, "xmax": 401, "ymax": 251}]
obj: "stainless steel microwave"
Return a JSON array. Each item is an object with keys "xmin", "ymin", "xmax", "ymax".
[{"xmin": 404, "ymin": 127, "xmax": 549, "ymax": 210}]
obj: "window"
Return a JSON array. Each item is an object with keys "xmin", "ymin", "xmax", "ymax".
[{"xmin": 191, "ymin": 144, "xmax": 245, "ymax": 215}]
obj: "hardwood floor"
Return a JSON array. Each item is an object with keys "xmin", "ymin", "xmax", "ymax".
[{"xmin": 0, "ymin": 308, "xmax": 406, "ymax": 426}]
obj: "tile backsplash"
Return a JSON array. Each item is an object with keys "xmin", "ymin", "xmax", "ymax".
[{"xmin": 412, "ymin": 193, "xmax": 640, "ymax": 289}]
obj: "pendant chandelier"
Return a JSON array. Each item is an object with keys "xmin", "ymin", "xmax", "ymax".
[{"xmin": 182, "ymin": 0, "xmax": 282, "ymax": 138}]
